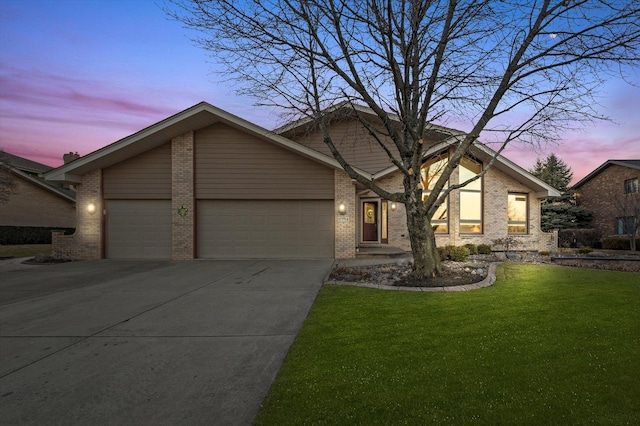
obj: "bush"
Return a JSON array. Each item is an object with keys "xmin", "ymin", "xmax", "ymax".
[
  {"xmin": 558, "ymin": 229, "xmax": 602, "ymax": 248},
  {"xmin": 464, "ymin": 243, "xmax": 478, "ymax": 255},
  {"xmin": 539, "ymin": 251, "xmax": 551, "ymax": 256},
  {"xmin": 578, "ymin": 247, "xmax": 593, "ymax": 254},
  {"xmin": 491, "ymin": 237, "xmax": 522, "ymax": 252},
  {"xmin": 437, "ymin": 246, "xmax": 450, "ymax": 262},
  {"xmin": 448, "ymin": 246, "xmax": 470, "ymax": 262},
  {"xmin": 0, "ymin": 226, "xmax": 75, "ymax": 245},
  {"xmin": 477, "ymin": 244, "xmax": 492, "ymax": 255},
  {"xmin": 602, "ymin": 237, "xmax": 640, "ymax": 251}
]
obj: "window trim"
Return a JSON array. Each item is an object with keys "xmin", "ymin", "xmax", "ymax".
[
  {"xmin": 508, "ymin": 192, "xmax": 529, "ymax": 234},
  {"xmin": 459, "ymin": 157, "xmax": 483, "ymax": 234},
  {"xmin": 616, "ymin": 216, "xmax": 638, "ymax": 235},
  {"xmin": 624, "ymin": 177, "xmax": 638, "ymax": 195},
  {"xmin": 421, "ymin": 153, "xmax": 450, "ymax": 234}
]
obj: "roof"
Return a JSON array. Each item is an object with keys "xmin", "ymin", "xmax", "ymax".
[
  {"xmin": 573, "ymin": 160, "xmax": 640, "ymax": 189},
  {"xmin": 276, "ymin": 103, "xmax": 559, "ymax": 198},
  {"xmin": 2, "ymin": 152, "xmax": 75, "ymax": 202},
  {"xmin": 44, "ymin": 101, "xmax": 559, "ymax": 198},
  {"xmin": 371, "ymin": 137, "xmax": 561, "ymax": 199},
  {"xmin": 45, "ymin": 102, "xmax": 366, "ymax": 184},
  {"xmin": 4, "ymin": 151, "xmax": 53, "ymax": 174}
]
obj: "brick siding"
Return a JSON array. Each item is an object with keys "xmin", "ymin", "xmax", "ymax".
[
  {"xmin": 334, "ymin": 170, "xmax": 356, "ymax": 258},
  {"xmin": 52, "ymin": 170, "xmax": 102, "ymax": 260},
  {"xmin": 171, "ymin": 131, "xmax": 195, "ymax": 260},
  {"xmin": 576, "ymin": 164, "xmax": 640, "ymax": 238},
  {"xmin": 357, "ymin": 165, "xmax": 557, "ymax": 253}
]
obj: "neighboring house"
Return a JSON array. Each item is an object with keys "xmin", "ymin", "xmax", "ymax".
[
  {"xmin": 573, "ymin": 160, "xmax": 640, "ymax": 240},
  {"xmin": 0, "ymin": 152, "xmax": 76, "ymax": 230},
  {"xmin": 45, "ymin": 102, "xmax": 559, "ymax": 260}
]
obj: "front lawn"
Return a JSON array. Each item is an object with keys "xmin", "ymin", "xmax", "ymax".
[{"xmin": 256, "ymin": 264, "xmax": 640, "ymax": 425}]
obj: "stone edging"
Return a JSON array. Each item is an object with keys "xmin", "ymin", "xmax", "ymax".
[{"xmin": 324, "ymin": 262, "xmax": 499, "ymax": 292}]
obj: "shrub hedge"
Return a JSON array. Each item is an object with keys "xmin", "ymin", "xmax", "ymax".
[
  {"xmin": 0, "ymin": 226, "xmax": 75, "ymax": 245},
  {"xmin": 448, "ymin": 245, "xmax": 470, "ymax": 262},
  {"xmin": 558, "ymin": 229, "xmax": 601, "ymax": 248},
  {"xmin": 602, "ymin": 237, "xmax": 640, "ymax": 251},
  {"xmin": 477, "ymin": 244, "xmax": 492, "ymax": 254}
]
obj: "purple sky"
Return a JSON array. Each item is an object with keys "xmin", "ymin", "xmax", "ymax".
[{"xmin": 1, "ymin": 0, "xmax": 639, "ymax": 183}]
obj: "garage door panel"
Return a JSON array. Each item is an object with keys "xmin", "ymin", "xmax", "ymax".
[
  {"xmin": 107, "ymin": 200, "xmax": 171, "ymax": 259},
  {"xmin": 197, "ymin": 200, "xmax": 334, "ymax": 259}
]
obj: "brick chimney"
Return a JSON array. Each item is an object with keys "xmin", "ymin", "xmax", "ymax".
[{"xmin": 63, "ymin": 152, "xmax": 80, "ymax": 164}]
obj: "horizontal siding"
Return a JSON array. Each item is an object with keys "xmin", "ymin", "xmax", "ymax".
[
  {"xmin": 103, "ymin": 143, "xmax": 171, "ymax": 199},
  {"xmin": 284, "ymin": 118, "xmax": 444, "ymax": 174},
  {"xmin": 195, "ymin": 123, "xmax": 334, "ymax": 199}
]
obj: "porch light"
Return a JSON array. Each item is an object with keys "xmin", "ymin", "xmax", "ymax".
[
  {"xmin": 338, "ymin": 203, "xmax": 347, "ymax": 215},
  {"xmin": 391, "ymin": 202, "xmax": 397, "ymax": 211},
  {"xmin": 87, "ymin": 202, "xmax": 97, "ymax": 214}
]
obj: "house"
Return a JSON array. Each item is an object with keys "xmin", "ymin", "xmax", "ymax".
[
  {"xmin": 0, "ymin": 152, "xmax": 76, "ymax": 242},
  {"xmin": 44, "ymin": 102, "xmax": 559, "ymax": 260},
  {"xmin": 573, "ymin": 160, "xmax": 640, "ymax": 240}
]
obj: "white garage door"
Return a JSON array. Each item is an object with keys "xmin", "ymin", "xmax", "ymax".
[
  {"xmin": 197, "ymin": 200, "xmax": 334, "ymax": 259},
  {"xmin": 106, "ymin": 200, "xmax": 172, "ymax": 259}
]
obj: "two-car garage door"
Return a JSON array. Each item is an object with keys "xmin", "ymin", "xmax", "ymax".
[
  {"xmin": 106, "ymin": 199, "xmax": 334, "ymax": 259},
  {"xmin": 197, "ymin": 200, "xmax": 334, "ymax": 259}
]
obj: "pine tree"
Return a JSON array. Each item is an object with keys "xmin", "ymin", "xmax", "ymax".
[{"xmin": 531, "ymin": 154, "xmax": 592, "ymax": 231}]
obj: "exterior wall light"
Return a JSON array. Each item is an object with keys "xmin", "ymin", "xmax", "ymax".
[
  {"xmin": 338, "ymin": 203, "xmax": 347, "ymax": 215},
  {"xmin": 87, "ymin": 202, "xmax": 97, "ymax": 214},
  {"xmin": 391, "ymin": 202, "xmax": 397, "ymax": 211}
]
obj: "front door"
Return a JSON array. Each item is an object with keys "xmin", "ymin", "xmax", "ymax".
[{"xmin": 362, "ymin": 201, "xmax": 378, "ymax": 242}]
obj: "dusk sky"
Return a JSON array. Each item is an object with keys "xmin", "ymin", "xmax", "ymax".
[{"xmin": 1, "ymin": 0, "xmax": 639, "ymax": 183}]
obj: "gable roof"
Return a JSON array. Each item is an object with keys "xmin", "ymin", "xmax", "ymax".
[
  {"xmin": 4, "ymin": 151, "xmax": 53, "ymax": 174},
  {"xmin": 573, "ymin": 160, "xmax": 640, "ymax": 189},
  {"xmin": 45, "ymin": 102, "xmax": 363, "ymax": 184},
  {"xmin": 3, "ymin": 152, "xmax": 75, "ymax": 202},
  {"xmin": 43, "ymin": 101, "xmax": 559, "ymax": 198},
  {"xmin": 276, "ymin": 103, "xmax": 559, "ymax": 198},
  {"xmin": 370, "ymin": 138, "xmax": 561, "ymax": 198}
]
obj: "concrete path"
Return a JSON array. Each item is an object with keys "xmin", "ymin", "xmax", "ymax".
[{"xmin": 0, "ymin": 259, "xmax": 331, "ymax": 425}]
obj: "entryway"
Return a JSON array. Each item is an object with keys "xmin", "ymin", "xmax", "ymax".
[{"xmin": 361, "ymin": 199, "xmax": 388, "ymax": 244}]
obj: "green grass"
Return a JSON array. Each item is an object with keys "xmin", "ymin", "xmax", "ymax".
[
  {"xmin": 256, "ymin": 264, "xmax": 640, "ymax": 425},
  {"xmin": 0, "ymin": 244, "xmax": 51, "ymax": 258}
]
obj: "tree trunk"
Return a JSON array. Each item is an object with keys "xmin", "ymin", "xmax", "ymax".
[{"xmin": 405, "ymin": 199, "xmax": 442, "ymax": 280}]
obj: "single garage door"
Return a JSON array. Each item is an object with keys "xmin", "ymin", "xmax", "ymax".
[
  {"xmin": 106, "ymin": 200, "xmax": 172, "ymax": 259},
  {"xmin": 197, "ymin": 200, "xmax": 334, "ymax": 259}
]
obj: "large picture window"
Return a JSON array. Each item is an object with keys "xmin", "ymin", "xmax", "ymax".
[
  {"xmin": 421, "ymin": 155, "xmax": 448, "ymax": 233},
  {"xmin": 508, "ymin": 193, "xmax": 528, "ymax": 234},
  {"xmin": 459, "ymin": 157, "xmax": 482, "ymax": 233}
]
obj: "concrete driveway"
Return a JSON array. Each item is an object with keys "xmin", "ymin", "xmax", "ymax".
[{"xmin": 0, "ymin": 258, "xmax": 332, "ymax": 425}]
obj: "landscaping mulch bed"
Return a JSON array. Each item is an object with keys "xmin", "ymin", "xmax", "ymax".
[
  {"xmin": 22, "ymin": 254, "xmax": 73, "ymax": 265},
  {"xmin": 329, "ymin": 259, "xmax": 490, "ymax": 287}
]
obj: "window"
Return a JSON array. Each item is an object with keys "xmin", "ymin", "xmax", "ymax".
[
  {"xmin": 508, "ymin": 193, "xmax": 528, "ymax": 234},
  {"xmin": 616, "ymin": 216, "xmax": 637, "ymax": 235},
  {"xmin": 459, "ymin": 157, "xmax": 482, "ymax": 233},
  {"xmin": 624, "ymin": 178, "xmax": 638, "ymax": 194},
  {"xmin": 421, "ymin": 155, "xmax": 448, "ymax": 233}
]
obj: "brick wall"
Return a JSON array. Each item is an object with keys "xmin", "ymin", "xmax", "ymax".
[
  {"xmin": 53, "ymin": 170, "xmax": 102, "ymax": 260},
  {"xmin": 576, "ymin": 164, "xmax": 640, "ymax": 238},
  {"xmin": 373, "ymin": 165, "xmax": 557, "ymax": 252},
  {"xmin": 171, "ymin": 131, "xmax": 195, "ymax": 260},
  {"xmin": 0, "ymin": 176, "xmax": 75, "ymax": 227},
  {"xmin": 334, "ymin": 170, "xmax": 356, "ymax": 258}
]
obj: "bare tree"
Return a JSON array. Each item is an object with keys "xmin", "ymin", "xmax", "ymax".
[
  {"xmin": 614, "ymin": 193, "xmax": 640, "ymax": 251},
  {"xmin": 167, "ymin": 0, "xmax": 640, "ymax": 280},
  {"xmin": 0, "ymin": 149, "xmax": 17, "ymax": 205}
]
